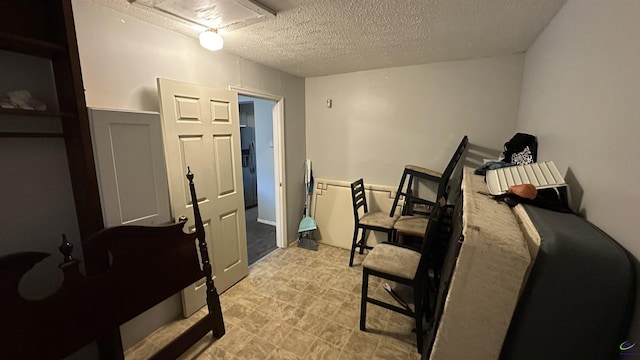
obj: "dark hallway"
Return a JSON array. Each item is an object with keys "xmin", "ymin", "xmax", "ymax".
[{"xmin": 245, "ymin": 206, "xmax": 276, "ymax": 265}]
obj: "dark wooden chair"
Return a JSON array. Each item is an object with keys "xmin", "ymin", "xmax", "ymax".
[
  {"xmin": 360, "ymin": 197, "xmax": 445, "ymax": 354},
  {"xmin": 390, "ymin": 136, "xmax": 468, "ymax": 242},
  {"xmin": 349, "ymin": 178, "xmax": 399, "ymax": 267}
]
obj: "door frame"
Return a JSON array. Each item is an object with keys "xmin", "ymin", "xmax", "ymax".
[{"xmin": 229, "ymin": 85, "xmax": 287, "ymax": 249}]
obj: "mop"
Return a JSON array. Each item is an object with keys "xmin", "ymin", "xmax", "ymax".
[{"xmin": 298, "ymin": 159, "xmax": 318, "ymax": 250}]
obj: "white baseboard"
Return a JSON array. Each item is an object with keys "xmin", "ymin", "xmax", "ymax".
[{"xmin": 257, "ymin": 218, "xmax": 276, "ymax": 226}]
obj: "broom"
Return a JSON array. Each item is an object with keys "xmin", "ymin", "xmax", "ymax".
[{"xmin": 298, "ymin": 160, "xmax": 318, "ymax": 250}]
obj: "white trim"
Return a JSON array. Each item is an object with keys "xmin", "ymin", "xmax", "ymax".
[
  {"xmin": 229, "ymin": 86, "xmax": 281, "ymax": 101},
  {"xmin": 272, "ymin": 100, "xmax": 287, "ymax": 248},
  {"xmin": 257, "ymin": 218, "xmax": 277, "ymax": 226},
  {"xmin": 230, "ymin": 85, "xmax": 287, "ymax": 249}
]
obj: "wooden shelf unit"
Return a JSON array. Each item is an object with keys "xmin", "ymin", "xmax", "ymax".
[
  {"xmin": 0, "ymin": 0, "xmax": 104, "ymax": 240},
  {"xmin": 0, "ymin": 107, "xmax": 76, "ymax": 118},
  {"xmin": 0, "ymin": 32, "xmax": 67, "ymax": 57}
]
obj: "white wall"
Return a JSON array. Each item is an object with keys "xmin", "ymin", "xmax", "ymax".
[
  {"xmin": 238, "ymin": 95, "xmax": 276, "ymax": 223},
  {"xmin": 71, "ymin": 0, "xmax": 306, "ymax": 349},
  {"xmin": 516, "ymin": 0, "xmax": 640, "ymax": 341},
  {"xmin": 253, "ymin": 98, "xmax": 277, "ymax": 224},
  {"xmin": 305, "ymin": 54, "xmax": 524, "ymax": 186},
  {"xmin": 517, "ymin": 0, "xmax": 640, "ymax": 255},
  {"xmin": 72, "ymin": 0, "xmax": 305, "ymax": 247}
]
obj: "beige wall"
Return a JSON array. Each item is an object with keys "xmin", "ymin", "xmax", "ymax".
[
  {"xmin": 517, "ymin": 0, "xmax": 640, "ymax": 255},
  {"xmin": 305, "ymin": 55, "xmax": 524, "ymax": 186}
]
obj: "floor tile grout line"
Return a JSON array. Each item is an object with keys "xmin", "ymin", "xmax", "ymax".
[{"xmin": 126, "ymin": 243, "xmax": 421, "ymax": 359}]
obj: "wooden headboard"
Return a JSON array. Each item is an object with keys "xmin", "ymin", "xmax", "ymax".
[{"xmin": 0, "ymin": 170, "xmax": 224, "ymax": 359}]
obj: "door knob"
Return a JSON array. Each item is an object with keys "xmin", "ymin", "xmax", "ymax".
[{"xmin": 178, "ymin": 215, "xmax": 188, "ymax": 222}]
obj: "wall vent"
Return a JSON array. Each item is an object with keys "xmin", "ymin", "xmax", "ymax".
[{"xmin": 129, "ymin": 0, "xmax": 275, "ymax": 31}]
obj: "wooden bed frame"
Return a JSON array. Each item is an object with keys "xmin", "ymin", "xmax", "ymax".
[{"xmin": 0, "ymin": 170, "xmax": 224, "ymax": 359}]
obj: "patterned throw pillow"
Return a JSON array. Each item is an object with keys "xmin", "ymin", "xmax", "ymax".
[{"xmin": 511, "ymin": 146, "xmax": 534, "ymax": 165}]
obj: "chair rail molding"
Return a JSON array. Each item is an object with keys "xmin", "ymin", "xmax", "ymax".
[{"xmin": 311, "ymin": 178, "xmax": 400, "ymax": 249}]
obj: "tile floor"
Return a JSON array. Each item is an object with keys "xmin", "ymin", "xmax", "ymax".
[{"xmin": 125, "ymin": 244, "xmax": 422, "ymax": 360}]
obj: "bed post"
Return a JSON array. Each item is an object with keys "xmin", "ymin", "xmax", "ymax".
[{"xmin": 186, "ymin": 168, "xmax": 225, "ymax": 337}]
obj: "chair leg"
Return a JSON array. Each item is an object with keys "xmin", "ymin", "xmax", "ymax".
[
  {"xmin": 424, "ymin": 279, "xmax": 434, "ymax": 323},
  {"xmin": 360, "ymin": 270, "xmax": 369, "ymax": 331},
  {"xmin": 349, "ymin": 227, "xmax": 360, "ymax": 267},
  {"xmin": 390, "ymin": 169, "xmax": 409, "ymax": 216},
  {"xmin": 358, "ymin": 229, "xmax": 368, "ymax": 254},
  {"xmin": 414, "ymin": 285, "xmax": 424, "ymax": 354},
  {"xmin": 387, "ymin": 229, "xmax": 394, "ymax": 243}
]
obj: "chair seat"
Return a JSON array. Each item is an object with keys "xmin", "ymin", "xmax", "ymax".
[
  {"xmin": 362, "ymin": 243, "xmax": 421, "ymax": 280},
  {"xmin": 360, "ymin": 211, "xmax": 400, "ymax": 229},
  {"xmin": 394, "ymin": 216, "xmax": 429, "ymax": 237},
  {"xmin": 350, "ymin": 178, "xmax": 399, "ymax": 267},
  {"xmin": 405, "ymin": 164, "xmax": 442, "ymax": 179}
]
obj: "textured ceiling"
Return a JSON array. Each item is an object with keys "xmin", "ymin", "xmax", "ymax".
[{"xmin": 92, "ymin": 0, "xmax": 567, "ymax": 77}]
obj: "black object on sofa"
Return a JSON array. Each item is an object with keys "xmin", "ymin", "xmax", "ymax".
[{"xmin": 500, "ymin": 205, "xmax": 635, "ymax": 360}]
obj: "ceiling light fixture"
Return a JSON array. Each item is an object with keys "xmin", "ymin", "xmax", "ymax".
[{"xmin": 199, "ymin": 28, "xmax": 224, "ymax": 51}]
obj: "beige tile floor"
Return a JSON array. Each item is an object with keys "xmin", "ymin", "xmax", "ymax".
[{"xmin": 125, "ymin": 243, "xmax": 422, "ymax": 360}]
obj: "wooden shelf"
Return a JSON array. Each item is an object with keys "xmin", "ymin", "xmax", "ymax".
[
  {"xmin": 0, "ymin": 107, "xmax": 75, "ymax": 118},
  {"xmin": 0, "ymin": 132, "xmax": 63, "ymax": 138},
  {"xmin": 1, "ymin": 0, "xmax": 105, "ymax": 243},
  {"xmin": 0, "ymin": 32, "xmax": 66, "ymax": 57}
]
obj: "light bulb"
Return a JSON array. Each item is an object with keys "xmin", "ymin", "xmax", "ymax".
[{"xmin": 199, "ymin": 29, "xmax": 223, "ymax": 51}]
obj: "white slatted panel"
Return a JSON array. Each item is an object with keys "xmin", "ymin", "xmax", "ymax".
[{"xmin": 486, "ymin": 161, "xmax": 566, "ymax": 195}]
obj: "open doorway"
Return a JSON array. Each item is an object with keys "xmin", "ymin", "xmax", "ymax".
[{"xmin": 239, "ymin": 95, "xmax": 278, "ymax": 264}]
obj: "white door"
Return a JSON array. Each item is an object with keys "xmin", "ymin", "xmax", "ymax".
[{"xmin": 157, "ymin": 78, "xmax": 249, "ymax": 317}]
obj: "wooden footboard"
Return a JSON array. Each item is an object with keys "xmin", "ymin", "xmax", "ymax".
[{"xmin": 0, "ymin": 171, "xmax": 224, "ymax": 359}]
